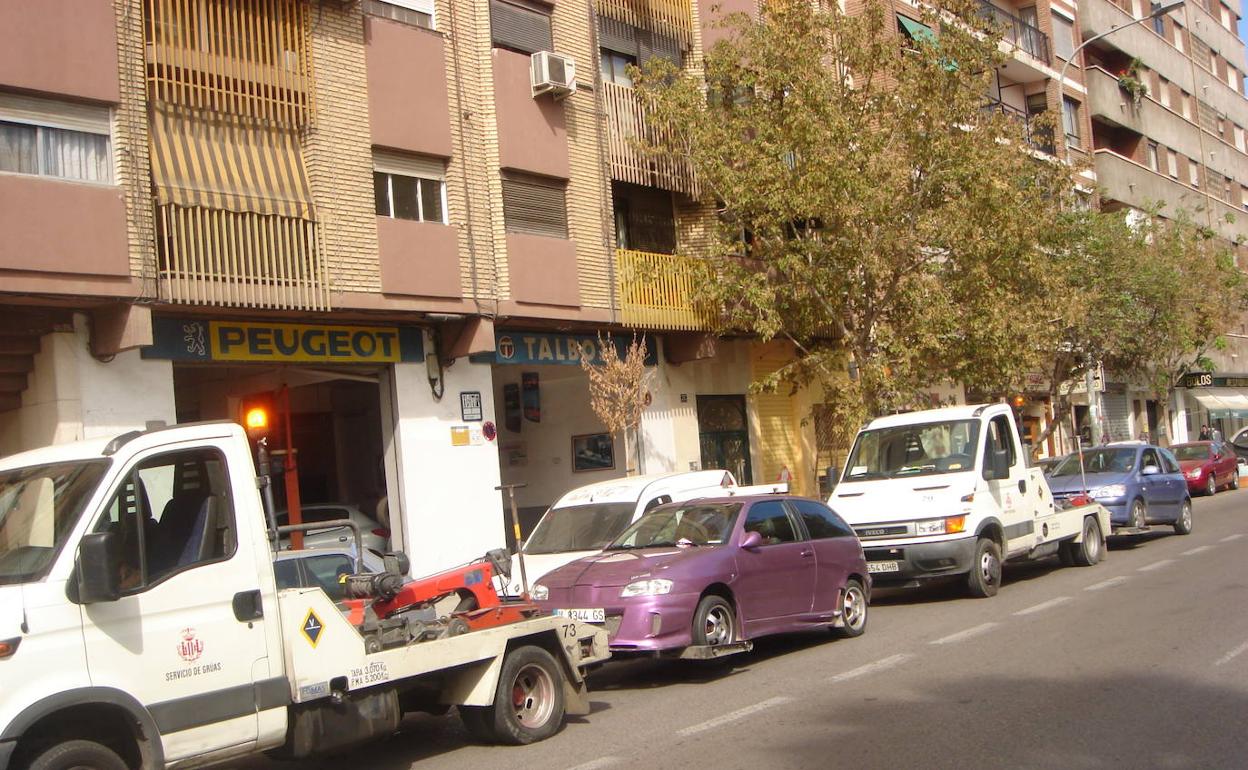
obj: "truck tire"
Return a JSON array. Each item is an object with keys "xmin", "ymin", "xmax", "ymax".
[
  {"xmin": 461, "ymin": 645, "xmax": 565, "ymax": 745},
  {"xmin": 966, "ymin": 537, "xmax": 1002, "ymax": 598},
  {"xmin": 832, "ymin": 579, "xmax": 868, "ymax": 638},
  {"xmin": 28, "ymin": 740, "xmax": 129, "ymax": 770},
  {"xmin": 1173, "ymin": 499, "xmax": 1193, "ymax": 535},
  {"xmin": 1070, "ymin": 516, "xmax": 1104, "ymax": 567}
]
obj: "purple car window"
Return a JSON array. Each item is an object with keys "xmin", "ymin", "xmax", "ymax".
[
  {"xmin": 743, "ymin": 501, "xmax": 799, "ymax": 545},
  {"xmin": 789, "ymin": 499, "xmax": 854, "ymax": 539},
  {"xmin": 608, "ymin": 503, "xmax": 741, "ymax": 549}
]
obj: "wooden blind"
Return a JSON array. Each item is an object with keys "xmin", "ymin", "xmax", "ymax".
[
  {"xmin": 373, "ymin": 150, "xmax": 446, "ymax": 180},
  {"xmin": 490, "ymin": 0, "xmax": 554, "ymax": 54},
  {"xmin": 502, "ymin": 173, "xmax": 568, "ymax": 238}
]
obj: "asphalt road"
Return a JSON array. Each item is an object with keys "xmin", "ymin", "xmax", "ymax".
[{"xmin": 234, "ymin": 487, "xmax": 1248, "ymax": 770}]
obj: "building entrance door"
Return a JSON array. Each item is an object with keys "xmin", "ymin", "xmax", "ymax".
[{"xmin": 698, "ymin": 395, "xmax": 752, "ymax": 483}]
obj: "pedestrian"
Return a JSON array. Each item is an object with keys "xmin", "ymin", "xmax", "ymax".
[{"xmin": 1200, "ymin": 424, "xmax": 1211, "ymax": 440}]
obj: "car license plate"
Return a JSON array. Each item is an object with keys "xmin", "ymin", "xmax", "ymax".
[
  {"xmin": 867, "ymin": 561, "xmax": 901, "ymax": 574},
  {"xmin": 554, "ymin": 608, "xmax": 605, "ymax": 623}
]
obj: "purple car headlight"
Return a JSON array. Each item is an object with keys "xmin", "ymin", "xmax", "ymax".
[{"xmin": 620, "ymin": 579, "xmax": 673, "ymax": 598}]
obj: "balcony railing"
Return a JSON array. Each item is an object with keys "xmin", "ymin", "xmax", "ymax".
[
  {"xmin": 981, "ymin": 99, "xmax": 1055, "ymax": 154},
  {"xmin": 156, "ymin": 203, "xmax": 330, "ymax": 310},
  {"xmin": 596, "ymin": 0, "xmax": 693, "ymax": 48},
  {"xmin": 616, "ymin": 249, "xmax": 707, "ymax": 330},
  {"xmin": 603, "ymin": 82, "xmax": 698, "ymax": 195},
  {"xmin": 978, "ymin": 0, "xmax": 1050, "ymax": 63}
]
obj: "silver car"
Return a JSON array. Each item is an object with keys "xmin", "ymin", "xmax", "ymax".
[
  {"xmin": 273, "ymin": 547, "xmax": 386, "ymax": 601},
  {"xmin": 276, "ymin": 503, "xmax": 389, "ymax": 556}
]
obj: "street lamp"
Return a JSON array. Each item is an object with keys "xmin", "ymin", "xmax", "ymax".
[{"xmin": 1057, "ymin": 1, "xmax": 1185, "ymax": 87}]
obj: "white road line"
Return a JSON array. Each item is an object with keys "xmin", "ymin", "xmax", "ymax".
[
  {"xmin": 1085, "ymin": 576, "xmax": 1131, "ymax": 591},
  {"xmin": 1013, "ymin": 597, "xmax": 1071, "ymax": 616},
  {"xmin": 567, "ymin": 758, "xmax": 623, "ymax": 770},
  {"xmin": 931, "ymin": 623, "xmax": 999, "ymax": 645},
  {"xmin": 676, "ymin": 697, "xmax": 793, "ymax": 737},
  {"xmin": 828, "ymin": 653, "xmax": 913, "ymax": 683},
  {"xmin": 1221, "ymin": 534, "xmax": 1245, "ymax": 542},
  {"xmin": 1182, "ymin": 545, "xmax": 1214, "ymax": 556},
  {"xmin": 1216, "ymin": 641, "xmax": 1248, "ymax": 667},
  {"xmin": 1138, "ymin": 559, "xmax": 1175, "ymax": 572}
]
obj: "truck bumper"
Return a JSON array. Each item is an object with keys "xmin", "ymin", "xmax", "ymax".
[
  {"xmin": 863, "ymin": 537, "xmax": 977, "ymax": 583},
  {"xmin": 0, "ymin": 739, "xmax": 15, "ymax": 770}
]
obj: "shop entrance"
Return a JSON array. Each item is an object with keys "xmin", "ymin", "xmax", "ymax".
[
  {"xmin": 697, "ymin": 395, "xmax": 752, "ymax": 483},
  {"xmin": 172, "ymin": 365, "xmax": 393, "ymax": 552}
]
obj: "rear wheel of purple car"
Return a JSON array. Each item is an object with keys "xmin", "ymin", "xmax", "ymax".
[
  {"xmin": 692, "ymin": 594, "xmax": 737, "ymax": 648},
  {"xmin": 833, "ymin": 579, "xmax": 868, "ymax": 638}
]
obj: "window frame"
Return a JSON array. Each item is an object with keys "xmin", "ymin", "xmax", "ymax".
[
  {"xmin": 742, "ymin": 500, "xmax": 803, "ymax": 546},
  {"xmin": 0, "ymin": 119, "xmax": 113, "ymax": 185},
  {"xmin": 1146, "ymin": 141, "xmax": 1159, "ymax": 171},
  {"xmin": 787, "ymin": 499, "xmax": 855, "ymax": 540},
  {"xmin": 1052, "ymin": 14, "xmax": 1076, "ymax": 61},
  {"xmin": 489, "ymin": 0, "xmax": 554, "ymax": 55},
  {"xmin": 372, "ymin": 153, "xmax": 448, "ymax": 225},
  {"xmin": 1061, "ymin": 97, "xmax": 1082, "ymax": 148},
  {"xmin": 361, "ymin": 0, "xmax": 435, "ymax": 30},
  {"xmin": 501, "ymin": 171, "xmax": 569, "ymax": 238}
]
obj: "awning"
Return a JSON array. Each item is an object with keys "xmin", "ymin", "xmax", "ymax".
[
  {"xmin": 149, "ymin": 107, "xmax": 313, "ymax": 219},
  {"xmin": 897, "ymin": 14, "xmax": 937, "ymax": 45},
  {"xmin": 1189, "ymin": 388, "xmax": 1248, "ymax": 415}
]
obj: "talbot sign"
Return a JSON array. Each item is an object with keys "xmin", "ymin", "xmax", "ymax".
[{"xmin": 488, "ymin": 331, "xmax": 657, "ymax": 366}]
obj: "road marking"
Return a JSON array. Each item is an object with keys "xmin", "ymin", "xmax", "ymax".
[
  {"xmin": 1085, "ymin": 576, "xmax": 1131, "ymax": 591},
  {"xmin": 1216, "ymin": 641, "xmax": 1248, "ymax": 667},
  {"xmin": 1221, "ymin": 534, "xmax": 1245, "ymax": 542},
  {"xmin": 1013, "ymin": 597, "xmax": 1071, "ymax": 616},
  {"xmin": 1182, "ymin": 545, "xmax": 1214, "ymax": 556},
  {"xmin": 1138, "ymin": 559, "xmax": 1175, "ymax": 572},
  {"xmin": 676, "ymin": 697, "xmax": 793, "ymax": 737},
  {"xmin": 567, "ymin": 758, "xmax": 623, "ymax": 770},
  {"xmin": 828, "ymin": 653, "xmax": 913, "ymax": 683},
  {"xmin": 931, "ymin": 623, "xmax": 999, "ymax": 645}
]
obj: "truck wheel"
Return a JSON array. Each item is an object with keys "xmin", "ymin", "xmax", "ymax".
[
  {"xmin": 1057, "ymin": 543, "xmax": 1075, "ymax": 567},
  {"xmin": 1071, "ymin": 516, "xmax": 1104, "ymax": 567},
  {"xmin": 1173, "ymin": 500, "xmax": 1193, "ymax": 535},
  {"xmin": 833, "ymin": 579, "xmax": 868, "ymax": 638},
  {"xmin": 692, "ymin": 594, "xmax": 737, "ymax": 647},
  {"xmin": 28, "ymin": 740, "xmax": 128, "ymax": 770},
  {"xmin": 465, "ymin": 645, "xmax": 566, "ymax": 745},
  {"xmin": 966, "ymin": 538, "xmax": 1001, "ymax": 598}
]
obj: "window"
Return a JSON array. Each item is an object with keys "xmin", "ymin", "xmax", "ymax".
[
  {"xmin": 1141, "ymin": 448, "xmax": 1161, "ymax": 471},
  {"xmin": 94, "ymin": 448, "xmax": 236, "ymax": 593},
  {"xmin": 490, "ymin": 0, "xmax": 553, "ymax": 54},
  {"xmin": 1052, "ymin": 15, "xmax": 1075, "ymax": 61},
  {"xmin": 0, "ymin": 93, "xmax": 112, "ymax": 183},
  {"xmin": 1181, "ymin": 90, "xmax": 1192, "ymax": 119},
  {"xmin": 1146, "ymin": 141, "xmax": 1159, "ymax": 171},
  {"xmin": 789, "ymin": 500, "xmax": 854, "ymax": 539},
  {"xmin": 1151, "ymin": 2, "xmax": 1165, "ymax": 35},
  {"xmin": 301, "ymin": 554, "xmax": 356, "ymax": 601},
  {"xmin": 1167, "ymin": 148, "xmax": 1179, "ymax": 178},
  {"xmin": 1235, "ymin": 125, "xmax": 1246, "ymax": 153},
  {"xmin": 1062, "ymin": 97, "xmax": 1081, "ymax": 148},
  {"xmin": 0, "ymin": 461, "xmax": 109, "ymax": 586},
  {"xmin": 1189, "ymin": 159, "xmax": 1201, "ymax": 187},
  {"xmin": 642, "ymin": 495, "xmax": 672, "ymax": 513},
  {"xmin": 1225, "ymin": 175, "xmax": 1234, "ymax": 202},
  {"xmin": 983, "ymin": 415, "xmax": 1018, "ymax": 480},
  {"xmin": 362, "ymin": 0, "xmax": 434, "ymax": 29},
  {"xmin": 1192, "ymin": 37, "xmax": 1214, "ymax": 72},
  {"xmin": 373, "ymin": 151, "xmax": 446, "ymax": 224},
  {"xmin": 743, "ymin": 501, "xmax": 799, "ymax": 545},
  {"xmin": 501, "ymin": 172, "xmax": 568, "ymax": 238},
  {"xmin": 1159, "ymin": 79, "xmax": 1171, "ymax": 107},
  {"xmin": 600, "ymin": 49, "xmax": 637, "ymax": 87}
]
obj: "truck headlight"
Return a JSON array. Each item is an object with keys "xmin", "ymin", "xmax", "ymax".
[
  {"xmin": 621, "ymin": 579, "xmax": 673, "ymax": 597},
  {"xmin": 531, "ymin": 584, "xmax": 549, "ymax": 601},
  {"xmin": 914, "ymin": 516, "xmax": 966, "ymax": 536},
  {"xmin": 1088, "ymin": 484, "xmax": 1126, "ymax": 499}
]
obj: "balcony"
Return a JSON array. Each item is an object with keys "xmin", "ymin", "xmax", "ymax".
[
  {"xmin": 977, "ymin": 1, "xmax": 1049, "ymax": 64},
  {"xmin": 1093, "ymin": 150, "xmax": 1248, "ymax": 241},
  {"xmin": 156, "ymin": 203, "xmax": 330, "ymax": 310},
  {"xmin": 1080, "ymin": 0, "xmax": 1193, "ymax": 91},
  {"xmin": 603, "ymin": 81, "xmax": 698, "ymax": 195},
  {"xmin": 616, "ymin": 249, "xmax": 707, "ymax": 330},
  {"xmin": 596, "ymin": 0, "xmax": 693, "ymax": 49},
  {"xmin": 982, "ymin": 99, "xmax": 1054, "ymax": 154}
]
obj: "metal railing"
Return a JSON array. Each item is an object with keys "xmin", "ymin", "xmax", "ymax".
[
  {"xmin": 596, "ymin": 0, "xmax": 693, "ymax": 48},
  {"xmin": 602, "ymin": 81, "xmax": 698, "ymax": 195},
  {"xmin": 981, "ymin": 100, "xmax": 1055, "ymax": 154},
  {"xmin": 156, "ymin": 203, "xmax": 330, "ymax": 310},
  {"xmin": 977, "ymin": 0, "xmax": 1050, "ymax": 63},
  {"xmin": 615, "ymin": 249, "xmax": 707, "ymax": 330}
]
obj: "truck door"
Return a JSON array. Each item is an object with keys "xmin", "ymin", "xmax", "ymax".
[
  {"xmin": 983, "ymin": 414, "xmax": 1033, "ymax": 554},
  {"xmin": 79, "ymin": 444, "xmax": 270, "ymax": 761}
]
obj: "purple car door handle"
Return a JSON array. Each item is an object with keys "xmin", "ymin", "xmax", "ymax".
[{"xmin": 800, "ymin": 550, "xmax": 815, "ymax": 558}]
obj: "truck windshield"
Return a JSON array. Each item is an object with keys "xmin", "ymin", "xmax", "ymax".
[
  {"xmin": 0, "ymin": 460, "xmax": 110, "ymax": 585},
  {"xmin": 842, "ymin": 419, "xmax": 981, "ymax": 481},
  {"xmin": 1049, "ymin": 448, "xmax": 1136, "ymax": 477},
  {"xmin": 523, "ymin": 503, "xmax": 637, "ymax": 554},
  {"xmin": 606, "ymin": 503, "xmax": 741, "ymax": 549}
]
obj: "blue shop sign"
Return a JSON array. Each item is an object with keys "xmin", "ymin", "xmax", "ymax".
[
  {"xmin": 142, "ymin": 317, "xmax": 424, "ymax": 364},
  {"xmin": 485, "ymin": 331, "xmax": 657, "ymax": 366}
]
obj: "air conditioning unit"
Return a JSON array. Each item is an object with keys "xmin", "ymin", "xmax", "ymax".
[{"xmin": 531, "ymin": 51, "xmax": 577, "ymax": 99}]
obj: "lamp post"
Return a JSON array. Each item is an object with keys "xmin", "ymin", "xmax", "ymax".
[{"xmin": 1056, "ymin": 1, "xmax": 1185, "ymax": 88}]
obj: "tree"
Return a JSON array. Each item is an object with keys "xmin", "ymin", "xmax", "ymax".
[
  {"xmin": 635, "ymin": 0, "xmax": 1079, "ymax": 428},
  {"xmin": 580, "ymin": 335, "xmax": 653, "ymax": 475}
]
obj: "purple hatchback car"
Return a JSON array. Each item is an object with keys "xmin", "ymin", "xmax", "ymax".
[{"xmin": 532, "ymin": 496, "xmax": 870, "ymax": 658}]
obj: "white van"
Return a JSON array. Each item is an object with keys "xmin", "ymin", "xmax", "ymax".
[{"xmin": 503, "ymin": 471, "xmax": 784, "ymax": 597}]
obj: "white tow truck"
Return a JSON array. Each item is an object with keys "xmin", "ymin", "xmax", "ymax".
[
  {"xmin": 0, "ymin": 421, "xmax": 609, "ymax": 770},
  {"xmin": 829, "ymin": 404, "xmax": 1110, "ymax": 597}
]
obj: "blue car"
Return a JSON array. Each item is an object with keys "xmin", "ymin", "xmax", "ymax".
[{"xmin": 1046, "ymin": 444, "xmax": 1192, "ymax": 535}]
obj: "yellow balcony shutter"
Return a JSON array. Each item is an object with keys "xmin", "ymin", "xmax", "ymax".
[{"xmin": 149, "ymin": 107, "xmax": 313, "ymax": 219}]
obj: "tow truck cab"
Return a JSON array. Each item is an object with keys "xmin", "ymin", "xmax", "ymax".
[
  {"xmin": 829, "ymin": 404, "xmax": 1109, "ymax": 597},
  {"xmin": 0, "ymin": 422, "xmax": 608, "ymax": 770}
]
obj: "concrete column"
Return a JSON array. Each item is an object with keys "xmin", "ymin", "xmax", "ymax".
[{"xmin": 387, "ymin": 357, "xmax": 505, "ymax": 575}]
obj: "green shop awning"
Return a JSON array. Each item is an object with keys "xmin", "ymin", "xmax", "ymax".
[{"xmin": 897, "ymin": 14, "xmax": 937, "ymax": 45}]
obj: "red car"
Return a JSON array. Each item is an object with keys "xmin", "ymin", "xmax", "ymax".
[{"xmin": 1172, "ymin": 441, "xmax": 1240, "ymax": 496}]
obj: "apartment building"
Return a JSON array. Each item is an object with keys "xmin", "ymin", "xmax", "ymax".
[{"xmin": 1070, "ymin": 0, "xmax": 1248, "ymax": 444}]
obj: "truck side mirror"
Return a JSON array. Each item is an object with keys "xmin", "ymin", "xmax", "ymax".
[{"xmin": 76, "ymin": 532, "xmax": 122, "ymax": 604}]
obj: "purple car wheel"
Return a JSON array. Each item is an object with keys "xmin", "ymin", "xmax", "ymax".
[
  {"xmin": 693, "ymin": 595, "xmax": 736, "ymax": 647},
  {"xmin": 834, "ymin": 579, "xmax": 868, "ymax": 638}
]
